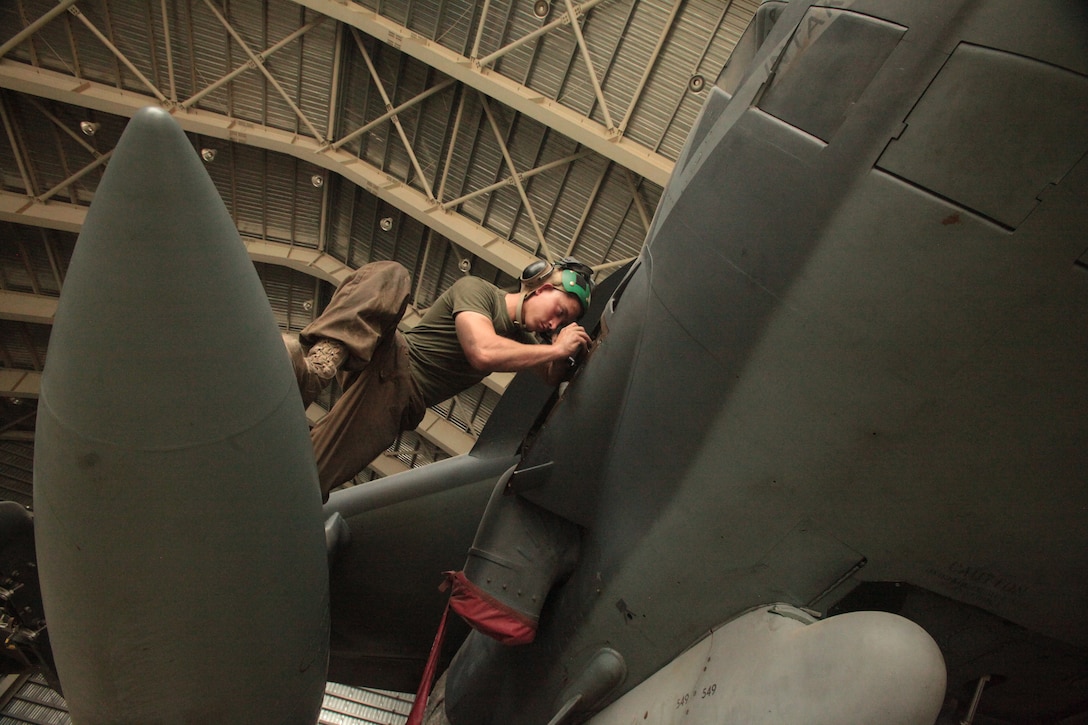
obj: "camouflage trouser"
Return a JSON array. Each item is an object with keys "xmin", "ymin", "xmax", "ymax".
[{"xmin": 300, "ymin": 261, "xmax": 425, "ymax": 498}]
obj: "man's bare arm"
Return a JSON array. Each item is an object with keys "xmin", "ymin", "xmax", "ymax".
[{"xmin": 455, "ymin": 311, "xmax": 590, "ymax": 383}]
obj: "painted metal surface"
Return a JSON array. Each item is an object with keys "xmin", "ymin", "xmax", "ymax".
[
  {"xmin": 589, "ymin": 606, "xmax": 944, "ymax": 725},
  {"xmin": 32, "ymin": 107, "xmax": 329, "ymax": 722},
  {"xmin": 436, "ymin": 0, "xmax": 1088, "ymax": 721}
]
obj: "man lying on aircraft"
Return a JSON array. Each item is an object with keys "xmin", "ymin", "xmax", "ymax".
[{"xmin": 283, "ymin": 257, "xmax": 594, "ymax": 499}]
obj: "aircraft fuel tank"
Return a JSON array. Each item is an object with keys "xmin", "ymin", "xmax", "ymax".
[{"xmin": 32, "ymin": 106, "xmax": 330, "ymax": 723}]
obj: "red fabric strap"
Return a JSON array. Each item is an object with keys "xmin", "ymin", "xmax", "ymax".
[
  {"xmin": 405, "ymin": 601, "xmax": 451, "ymax": 725},
  {"xmin": 405, "ymin": 571, "xmax": 540, "ymax": 724},
  {"xmin": 444, "ymin": 570, "xmax": 538, "ymax": 646}
]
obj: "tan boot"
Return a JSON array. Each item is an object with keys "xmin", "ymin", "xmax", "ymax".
[
  {"xmin": 306, "ymin": 338, "xmax": 348, "ymax": 379},
  {"xmin": 282, "ymin": 334, "xmax": 347, "ymax": 407}
]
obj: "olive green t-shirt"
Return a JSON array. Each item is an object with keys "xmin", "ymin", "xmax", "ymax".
[{"xmin": 403, "ymin": 276, "xmax": 536, "ymax": 406}]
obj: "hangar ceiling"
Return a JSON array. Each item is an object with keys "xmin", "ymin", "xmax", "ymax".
[{"xmin": 0, "ymin": 0, "xmax": 757, "ymax": 500}]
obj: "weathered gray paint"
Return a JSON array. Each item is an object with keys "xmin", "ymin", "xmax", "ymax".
[
  {"xmin": 431, "ymin": 0, "xmax": 1088, "ymax": 721},
  {"xmin": 33, "ymin": 107, "xmax": 329, "ymax": 723}
]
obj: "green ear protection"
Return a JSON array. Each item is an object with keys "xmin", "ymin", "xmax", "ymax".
[
  {"xmin": 518, "ymin": 257, "xmax": 594, "ymax": 320},
  {"xmin": 557, "ymin": 267, "xmax": 591, "ymax": 317}
]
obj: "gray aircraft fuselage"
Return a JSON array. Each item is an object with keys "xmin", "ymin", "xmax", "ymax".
[
  {"xmin": 22, "ymin": 0, "xmax": 1088, "ymax": 723},
  {"xmin": 328, "ymin": 1, "xmax": 1088, "ymax": 722}
]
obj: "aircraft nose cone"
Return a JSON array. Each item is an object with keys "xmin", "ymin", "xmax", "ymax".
[
  {"xmin": 42, "ymin": 105, "xmax": 285, "ymax": 446},
  {"xmin": 33, "ymin": 106, "xmax": 329, "ymax": 723}
]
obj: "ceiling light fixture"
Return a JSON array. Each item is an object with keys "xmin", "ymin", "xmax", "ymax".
[
  {"xmin": 311, "ymin": 174, "xmax": 324, "ymax": 188},
  {"xmin": 533, "ymin": 0, "xmax": 550, "ymax": 19},
  {"xmin": 200, "ymin": 148, "xmax": 216, "ymax": 162},
  {"xmin": 80, "ymin": 121, "xmax": 100, "ymax": 136},
  {"xmin": 380, "ymin": 217, "xmax": 393, "ymax": 231}
]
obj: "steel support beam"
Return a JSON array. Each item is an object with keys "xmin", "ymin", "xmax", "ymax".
[
  {"xmin": 0, "ymin": 190, "xmax": 354, "ymax": 284},
  {"xmin": 287, "ymin": 0, "xmax": 674, "ymax": 186},
  {"xmin": 479, "ymin": 94, "xmax": 552, "ymax": 260},
  {"xmin": 199, "ymin": 0, "xmax": 325, "ymax": 140},
  {"xmin": 0, "ymin": 62, "xmax": 537, "ymax": 277},
  {"xmin": 0, "ymin": 0, "xmax": 80, "ymax": 60},
  {"xmin": 0, "ymin": 370, "xmax": 40, "ymax": 399},
  {"xmin": 348, "ymin": 28, "xmax": 436, "ymax": 200},
  {"xmin": 0, "ymin": 290, "xmax": 57, "ymax": 324}
]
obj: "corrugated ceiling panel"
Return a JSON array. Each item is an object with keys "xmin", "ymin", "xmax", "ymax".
[
  {"xmin": 1, "ymin": 675, "xmax": 69, "ymax": 724},
  {"xmin": 607, "ymin": 186, "xmax": 656, "ymax": 261},
  {"xmin": 200, "ymin": 136, "xmax": 235, "ymax": 217},
  {"xmin": 433, "ymin": 382, "xmax": 504, "ymax": 437},
  {"xmin": 581, "ymin": 0, "xmax": 634, "ymax": 125},
  {"xmin": 324, "ymin": 180, "xmax": 357, "ymax": 263},
  {"xmin": 0, "ymin": 225, "xmax": 63, "ymax": 296},
  {"xmin": 101, "ymin": 0, "xmax": 161, "ymax": 96},
  {"xmin": 457, "ymin": 108, "xmax": 508, "ymax": 223},
  {"xmin": 224, "ymin": 0, "xmax": 274, "ymax": 126},
  {"xmin": 0, "ymin": 120, "xmax": 24, "ymax": 194},
  {"xmin": 188, "ymin": 2, "xmax": 234, "ymax": 116},
  {"xmin": 471, "ymin": 0, "xmax": 515, "ymax": 67},
  {"xmin": 499, "ymin": 114, "xmax": 549, "ymax": 247},
  {"xmin": 298, "ymin": 15, "xmax": 338, "ymax": 139},
  {"xmin": 570, "ymin": 164, "xmax": 633, "ymax": 263},
  {"xmin": 435, "ymin": 95, "xmax": 479, "ymax": 204},
  {"xmin": 543, "ymin": 153, "xmax": 608, "ymax": 253},
  {"xmin": 0, "ymin": 443, "xmax": 34, "ymax": 509},
  {"xmin": 527, "ymin": 136, "xmax": 581, "ymax": 240},
  {"xmin": 346, "ymin": 192, "xmax": 381, "ymax": 266},
  {"xmin": 358, "ymin": 44, "xmax": 399, "ymax": 171},
  {"xmin": 626, "ymin": 15, "xmax": 704, "ymax": 155},
  {"xmin": 405, "ymin": 0, "xmax": 444, "ymax": 40},
  {"xmin": 8, "ymin": 107, "xmax": 72, "ymax": 203},
  {"xmin": 0, "ymin": 321, "xmax": 48, "ymax": 370},
  {"xmin": 36, "ymin": 4, "xmax": 109, "ymax": 84},
  {"xmin": 472, "ymin": 386, "xmax": 503, "ymax": 437},
  {"xmin": 368, "ymin": 206, "xmax": 401, "ymax": 262},
  {"xmin": 321, "ymin": 683, "xmax": 414, "ymax": 724},
  {"xmin": 432, "ymin": 1, "xmax": 478, "ymax": 55},
  {"xmin": 262, "ymin": 0, "xmax": 306, "ymax": 132},
  {"xmin": 7, "ymin": 226, "xmax": 73, "ymax": 297},
  {"xmin": 650, "ymin": 0, "xmax": 758, "ymax": 158},
  {"xmin": 491, "ymin": 185, "xmax": 527, "ymax": 248},
  {"xmin": 336, "ymin": 48, "xmax": 374, "ymax": 153},
  {"xmin": 391, "ymin": 429, "xmax": 450, "ymax": 469},
  {"xmin": 553, "ymin": 24, "xmax": 597, "ymax": 118},
  {"xmin": 162, "ymin": 2, "xmax": 199, "ymax": 101},
  {"xmin": 407, "ymin": 241, "xmax": 442, "ymax": 309},
  {"xmin": 230, "ymin": 144, "xmax": 269, "ymax": 239},
  {"xmin": 145, "ymin": 0, "xmax": 173, "ymax": 99},
  {"xmin": 377, "ymin": 0, "xmax": 410, "ymax": 27},
  {"xmin": 506, "ymin": 111, "xmax": 548, "ymax": 172},
  {"xmin": 413, "ymin": 86, "xmax": 458, "ymax": 198},
  {"xmin": 265, "ymin": 154, "xmax": 300, "ymax": 242},
  {"xmin": 523, "ymin": 19, "xmax": 578, "ymax": 100},
  {"xmin": 490, "ymin": 5, "xmax": 547, "ymax": 84},
  {"xmin": 257, "ymin": 263, "xmax": 317, "ymax": 332},
  {"xmin": 390, "ymin": 215, "xmax": 427, "ymax": 275},
  {"xmin": 607, "ymin": 0, "xmax": 675, "ymax": 129},
  {"xmin": 379, "ymin": 52, "xmax": 428, "ymax": 184},
  {"xmin": 293, "ymin": 161, "xmax": 325, "ymax": 248}
]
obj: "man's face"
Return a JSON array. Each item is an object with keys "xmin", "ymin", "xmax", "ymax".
[{"xmin": 522, "ymin": 286, "xmax": 581, "ymax": 335}]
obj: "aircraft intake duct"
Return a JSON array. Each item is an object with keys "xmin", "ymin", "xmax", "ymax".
[{"xmin": 32, "ymin": 106, "xmax": 330, "ymax": 723}]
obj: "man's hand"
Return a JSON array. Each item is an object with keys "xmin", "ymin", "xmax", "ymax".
[{"xmin": 551, "ymin": 323, "xmax": 592, "ymax": 360}]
